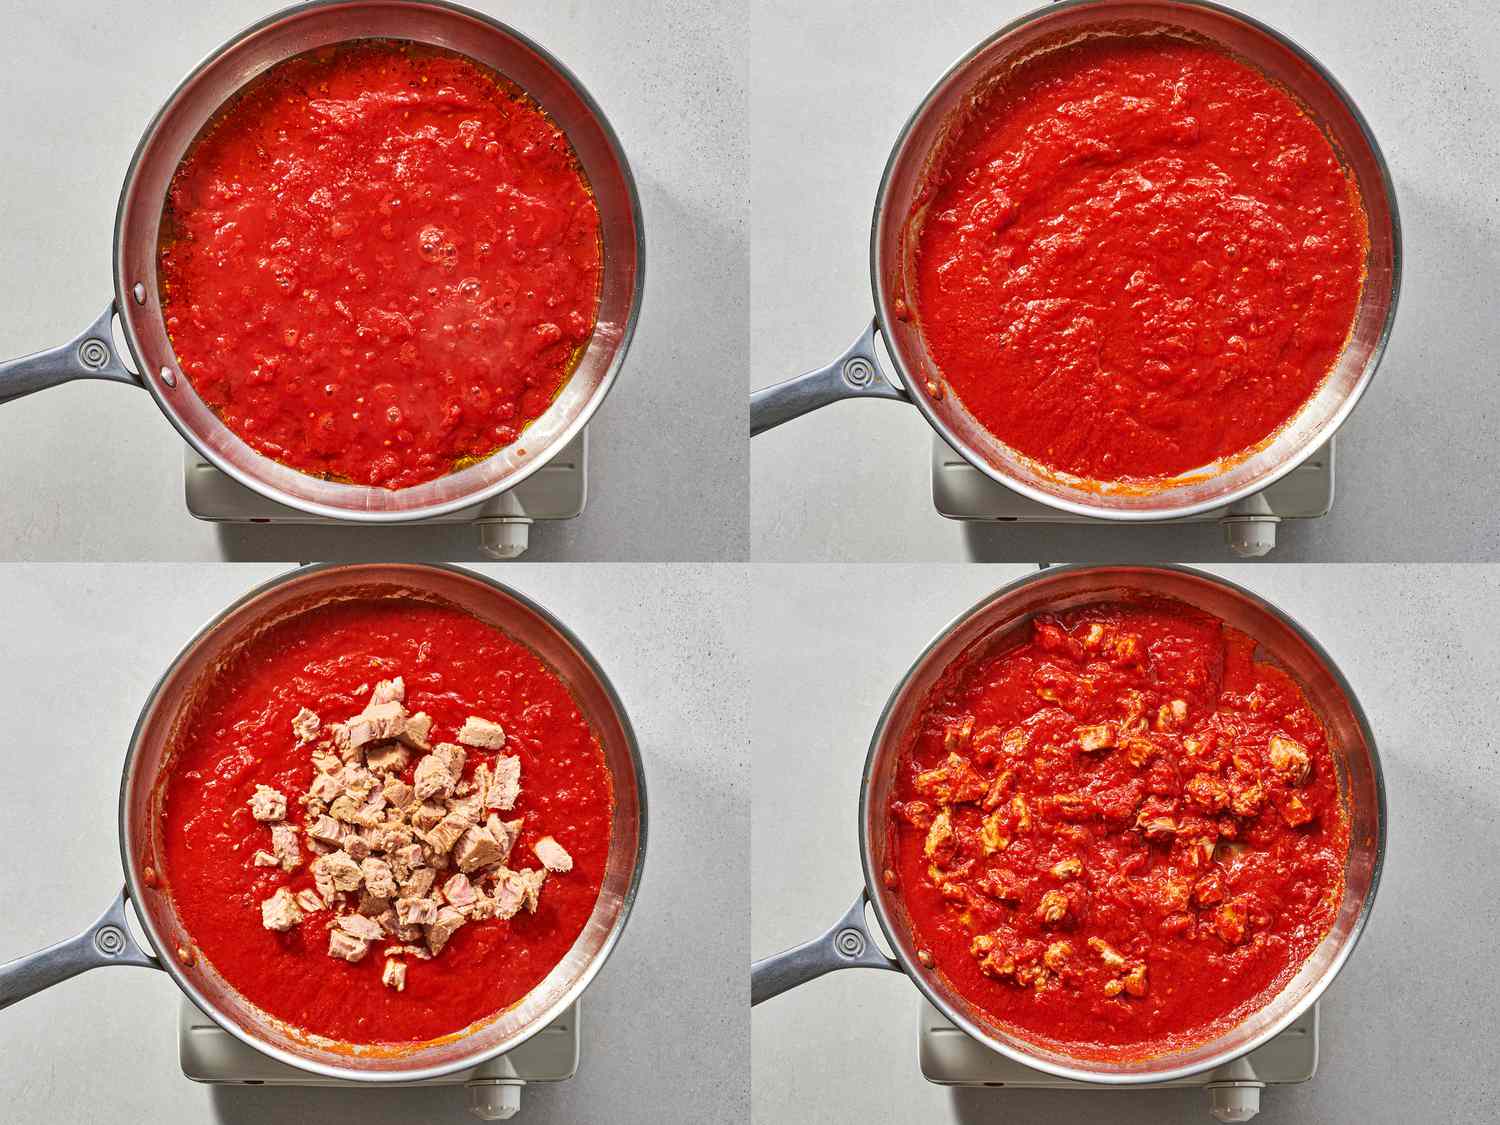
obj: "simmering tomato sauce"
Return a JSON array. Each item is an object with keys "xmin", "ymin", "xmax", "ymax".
[
  {"xmin": 888, "ymin": 600, "xmax": 1348, "ymax": 1058},
  {"xmin": 157, "ymin": 596, "xmax": 613, "ymax": 1044},
  {"xmin": 158, "ymin": 40, "xmax": 602, "ymax": 489},
  {"xmin": 911, "ymin": 34, "xmax": 1367, "ymax": 481}
]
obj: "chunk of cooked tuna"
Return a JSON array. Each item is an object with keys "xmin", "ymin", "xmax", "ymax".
[
  {"xmin": 399, "ymin": 711, "xmax": 433, "ymax": 751},
  {"xmin": 346, "ymin": 700, "xmax": 407, "ymax": 749},
  {"xmin": 435, "ymin": 742, "xmax": 467, "ymax": 780},
  {"xmin": 252, "ymin": 850, "xmax": 279, "ymax": 868},
  {"xmin": 395, "ymin": 896, "xmax": 439, "ymax": 927},
  {"xmin": 337, "ymin": 913, "xmax": 384, "ymax": 941},
  {"xmin": 1230, "ymin": 782, "xmax": 1267, "ymax": 818},
  {"xmin": 1043, "ymin": 940, "xmax": 1073, "ymax": 972},
  {"xmin": 424, "ymin": 811, "xmax": 472, "ymax": 856},
  {"xmin": 457, "ymin": 716, "xmax": 507, "ymax": 750},
  {"xmin": 311, "ymin": 859, "xmax": 337, "ymax": 906},
  {"xmin": 308, "ymin": 815, "xmax": 343, "ymax": 846},
  {"xmin": 463, "ymin": 895, "xmax": 497, "ymax": 921},
  {"xmin": 1087, "ymin": 937, "xmax": 1127, "ymax": 970},
  {"xmin": 1185, "ymin": 773, "xmax": 1229, "ymax": 812},
  {"xmin": 442, "ymin": 873, "xmax": 478, "ymax": 908},
  {"xmin": 402, "ymin": 867, "xmax": 436, "ymax": 898},
  {"xmin": 1268, "ymin": 734, "xmax": 1312, "ymax": 785},
  {"xmin": 923, "ymin": 809, "xmax": 956, "ymax": 865},
  {"xmin": 340, "ymin": 829, "xmax": 371, "ymax": 861},
  {"xmin": 328, "ymin": 722, "xmax": 358, "ymax": 762},
  {"xmin": 385, "ymin": 943, "xmax": 432, "ymax": 961},
  {"xmin": 1107, "ymin": 963, "xmax": 1149, "ymax": 999},
  {"xmin": 533, "ymin": 836, "xmax": 573, "ymax": 874},
  {"xmin": 269, "ymin": 824, "xmax": 301, "ymax": 872},
  {"xmin": 1050, "ymin": 857, "xmax": 1083, "ymax": 880},
  {"xmin": 1216, "ymin": 901, "xmax": 1248, "ymax": 944},
  {"xmin": 445, "ymin": 791, "xmax": 483, "ymax": 824},
  {"xmin": 327, "ymin": 930, "xmax": 369, "ymax": 963},
  {"xmin": 321, "ymin": 849, "xmax": 364, "ymax": 892},
  {"xmin": 1076, "ymin": 724, "xmax": 1116, "ymax": 752},
  {"xmin": 491, "ymin": 870, "xmax": 527, "ymax": 920},
  {"xmin": 361, "ymin": 857, "xmax": 398, "ymax": 899},
  {"xmin": 488, "ymin": 815, "xmax": 522, "ymax": 865},
  {"xmin": 308, "ymin": 771, "xmax": 343, "ymax": 802},
  {"xmin": 367, "ymin": 678, "xmax": 405, "ymax": 707},
  {"xmin": 515, "ymin": 867, "xmax": 548, "ymax": 913},
  {"xmin": 1124, "ymin": 737, "xmax": 1158, "ymax": 768},
  {"xmin": 382, "ymin": 958, "xmax": 407, "ymax": 991},
  {"xmin": 1035, "ymin": 889, "xmax": 1069, "ymax": 925},
  {"xmin": 487, "ymin": 756, "xmax": 521, "ymax": 811},
  {"xmin": 364, "ymin": 742, "xmax": 410, "ymax": 775},
  {"xmin": 260, "ymin": 888, "xmax": 304, "ymax": 932},
  {"xmin": 1278, "ymin": 793, "xmax": 1316, "ymax": 827},
  {"xmin": 382, "ymin": 776, "xmax": 416, "ymax": 810},
  {"xmin": 1155, "ymin": 699, "xmax": 1188, "ymax": 731},
  {"xmin": 390, "ymin": 843, "xmax": 425, "ymax": 880},
  {"xmin": 425, "ymin": 906, "xmax": 468, "ymax": 956},
  {"xmin": 249, "ymin": 785, "xmax": 287, "ymax": 822},
  {"xmin": 348, "ymin": 790, "xmax": 388, "ymax": 829},
  {"xmin": 294, "ymin": 889, "xmax": 324, "ymax": 914},
  {"xmin": 453, "ymin": 823, "xmax": 504, "ymax": 873},
  {"xmin": 291, "ymin": 708, "xmax": 321, "ymax": 743},
  {"xmin": 913, "ymin": 752, "xmax": 987, "ymax": 805},
  {"xmin": 411, "ymin": 799, "xmax": 447, "ymax": 832},
  {"xmin": 413, "ymin": 755, "xmax": 455, "ymax": 802}
]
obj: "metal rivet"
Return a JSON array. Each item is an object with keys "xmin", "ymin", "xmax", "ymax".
[
  {"xmin": 160, "ymin": 365, "xmax": 177, "ymax": 388},
  {"xmin": 834, "ymin": 927, "xmax": 867, "ymax": 958},
  {"xmin": 78, "ymin": 339, "xmax": 110, "ymax": 370},
  {"xmin": 94, "ymin": 925, "xmax": 127, "ymax": 957},
  {"xmin": 132, "ymin": 282, "xmax": 146, "ymax": 305},
  {"xmin": 842, "ymin": 357, "xmax": 875, "ymax": 389}
]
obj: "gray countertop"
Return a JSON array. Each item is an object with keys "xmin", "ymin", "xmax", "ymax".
[
  {"xmin": 0, "ymin": 563, "xmax": 748, "ymax": 1124},
  {"xmin": 750, "ymin": 0, "xmax": 1500, "ymax": 562},
  {"xmin": 0, "ymin": 1, "xmax": 747, "ymax": 562},
  {"xmin": 751, "ymin": 563, "xmax": 1500, "ymax": 1123}
]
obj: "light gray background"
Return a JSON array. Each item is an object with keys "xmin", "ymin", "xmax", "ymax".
[
  {"xmin": 0, "ymin": 563, "xmax": 748, "ymax": 1124},
  {"xmin": 751, "ymin": 563, "xmax": 1499, "ymax": 1123},
  {"xmin": 750, "ymin": 0, "xmax": 1500, "ymax": 562},
  {"xmin": 0, "ymin": 1, "xmax": 747, "ymax": 562}
]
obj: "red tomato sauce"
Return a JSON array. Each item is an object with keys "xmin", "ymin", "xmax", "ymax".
[
  {"xmin": 158, "ymin": 40, "xmax": 602, "ymax": 489},
  {"xmin": 888, "ymin": 600, "xmax": 1348, "ymax": 1058},
  {"xmin": 911, "ymin": 34, "xmax": 1367, "ymax": 482},
  {"xmin": 158, "ymin": 597, "xmax": 613, "ymax": 1045}
]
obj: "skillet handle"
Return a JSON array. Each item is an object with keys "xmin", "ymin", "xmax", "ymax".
[
  {"xmin": 751, "ymin": 889, "xmax": 901, "ymax": 1005},
  {"xmin": 0, "ymin": 303, "xmax": 142, "ymax": 405},
  {"xmin": 0, "ymin": 886, "xmax": 160, "ymax": 1010},
  {"xmin": 749, "ymin": 320, "xmax": 908, "ymax": 436}
]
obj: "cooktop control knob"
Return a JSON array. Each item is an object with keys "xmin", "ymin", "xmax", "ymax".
[
  {"xmin": 479, "ymin": 519, "xmax": 531, "ymax": 560},
  {"xmin": 1223, "ymin": 515, "xmax": 1278, "ymax": 558},
  {"xmin": 1208, "ymin": 1081, "xmax": 1263, "ymax": 1122},
  {"xmin": 467, "ymin": 1078, "xmax": 524, "ymax": 1120}
]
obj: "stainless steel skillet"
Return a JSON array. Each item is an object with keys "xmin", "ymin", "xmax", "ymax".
[
  {"xmin": 0, "ymin": 0, "xmax": 644, "ymax": 523},
  {"xmin": 752, "ymin": 564, "xmax": 1384, "ymax": 1085},
  {"xmin": 0, "ymin": 562, "xmax": 647, "ymax": 1083},
  {"xmin": 750, "ymin": 0, "xmax": 1400, "ymax": 523}
]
